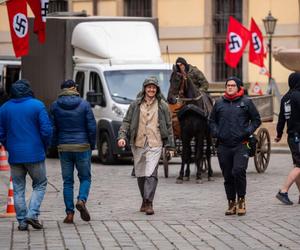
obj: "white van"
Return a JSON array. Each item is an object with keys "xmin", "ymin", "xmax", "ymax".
[{"xmin": 22, "ymin": 17, "xmax": 172, "ymax": 163}]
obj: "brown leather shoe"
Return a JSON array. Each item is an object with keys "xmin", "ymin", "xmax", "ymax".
[
  {"xmin": 76, "ymin": 200, "xmax": 91, "ymax": 221},
  {"xmin": 140, "ymin": 200, "xmax": 146, "ymax": 212},
  {"xmin": 237, "ymin": 197, "xmax": 246, "ymax": 216},
  {"xmin": 145, "ymin": 201, "xmax": 154, "ymax": 215},
  {"xmin": 63, "ymin": 212, "xmax": 74, "ymax": 224},
  {"xmin": 225, "ymin": 200, "xmax": 236, "ymax": 216}
]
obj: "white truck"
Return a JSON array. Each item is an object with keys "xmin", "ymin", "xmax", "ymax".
[{"xmin": 22, "ymin": 16, "xmax": 172, "ymax": 163}]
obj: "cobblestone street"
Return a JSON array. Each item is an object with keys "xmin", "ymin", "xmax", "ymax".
[{"xmin": 1, "ymin": 153, "xmax": 300, "ymax": 249}]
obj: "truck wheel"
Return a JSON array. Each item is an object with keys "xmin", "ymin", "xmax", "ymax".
[{"xmin": 98, "ymin": 132, "xmax": 116, "ymax": 164}]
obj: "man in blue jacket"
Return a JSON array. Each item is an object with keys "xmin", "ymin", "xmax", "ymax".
[
  {"xmin": 0, "ymin": 79, "xmax": 52, "ymax": 231},
  {"xmin": 50, "ymin": 80, "xmax": 96, "ymax": 223}
]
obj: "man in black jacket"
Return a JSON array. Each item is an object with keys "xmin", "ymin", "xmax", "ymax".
[
  {"xmin": 209, "ymin": 77, "xmax": 261, "ymax": 216},
  {"xmin": 276, "ymin": 72, "xmax": 300, "ymax": 205}
]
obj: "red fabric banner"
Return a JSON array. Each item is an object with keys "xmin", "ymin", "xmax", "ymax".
[
  {"xmin": 224, "ymin": 16, "xmax": 250, "ymax": 68},
  {"xmin": 26, "ymin": 0, "xmax": 48, "ymax": 43},
  {"xmin": 249, "ymin": 18, "xmax": 265, "ymax": 67},
  {"xmin": 6, "ymin": 0, "xmax": 29, "ymax": 57}
]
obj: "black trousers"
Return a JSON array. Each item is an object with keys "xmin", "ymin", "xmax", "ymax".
[
  {"xmin": 217, "ymin": 144, "xmax": 249, "ymax": 200},
  {"xmin": 137, "ymin": 167, "xmax": 158, "ymax": 202}
]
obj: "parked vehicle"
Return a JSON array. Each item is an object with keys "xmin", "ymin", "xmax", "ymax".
[
  {"xmin": 22, "ymin": 16, "xmax": 172, "ymax": 163},
  {"xmin": 0, "ymin": 57, "xmax": 21, "ymax": 95}
]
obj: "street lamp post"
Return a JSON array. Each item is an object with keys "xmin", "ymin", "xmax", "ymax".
[{"xmin": 263, "ymin": 11, "xmax": 277, "ymax": 94}]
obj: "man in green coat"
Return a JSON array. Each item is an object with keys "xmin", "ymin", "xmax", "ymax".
[{"xmin": 118, "ymin": 76, "xmax": 174, "ymax": 215}]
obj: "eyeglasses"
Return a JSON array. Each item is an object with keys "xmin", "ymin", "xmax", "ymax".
[{"xmin": 226, "ymin": 84, "xmax": 237, "ymax": 88}]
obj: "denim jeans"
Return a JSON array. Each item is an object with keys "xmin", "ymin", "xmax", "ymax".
[
  {"xmin": 59, "ymin": 150, "xmax": 92, "ymax": 213},
  {"xmin": 10, "ymin": 162, "xmax": 47, "ymax": 225}
]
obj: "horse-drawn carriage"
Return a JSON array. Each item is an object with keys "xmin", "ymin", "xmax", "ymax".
[{"xmin": 162, "ymin": 88, "xmax": 273, "ymax": 179}]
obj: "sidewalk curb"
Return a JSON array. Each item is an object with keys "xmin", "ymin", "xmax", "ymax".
[{"xmin": 271, "ymin": 147, "xmax": 290, "ymax": 154}]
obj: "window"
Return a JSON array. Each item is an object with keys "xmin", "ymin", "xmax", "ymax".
[
  {"xmin": 75, "ymin": 71, "xmax": 85, "ymax": 97},
  {"xmin": 124, "ymin": 0, "xmax": 152, "ymax": 17},
  {"xmin": 213, "ymin": 0, "xmax": 243, "ymax": 81},
  {"xmin": 48, "ymin": 0, "xmax": 68, "ymax": 13},
  {"xmin": 89, "ymin": 72, "xmax": 105, "ymax": 106}
]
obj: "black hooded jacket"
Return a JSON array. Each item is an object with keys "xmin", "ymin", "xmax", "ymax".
[
  {"xmin": 276, "ymin": 72, "xmax": 300, "ymax": 138},
  {"xmin": 287, "ymin": 72, "xmax": 300, "ymax": 136}
]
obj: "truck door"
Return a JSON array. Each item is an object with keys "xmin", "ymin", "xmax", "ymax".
[{"xmin": 74, "ymin": 70, "xmax": 85, "ymax": 97}]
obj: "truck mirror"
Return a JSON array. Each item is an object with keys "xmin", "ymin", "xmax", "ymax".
[{"xmin": 86, "ymin": 91, "xmax": 104, "ymax": 107}]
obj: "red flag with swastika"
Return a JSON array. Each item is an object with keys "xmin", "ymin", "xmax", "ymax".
[
  {"xmin": 26, "ymin": 0, "xmax": 49, "ymax": 43},
  {"xmin": 6, "ymin": 0, "xmax": 29, "ymax": 57},
  {"xmin": 249, "ymin": 18, "xmax": 265, "ymax": 67},
  {"xmin": 224, "ymin": 16, "xmax": 250, "ymax": 68}
]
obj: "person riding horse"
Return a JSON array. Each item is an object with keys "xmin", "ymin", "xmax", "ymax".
[
  {"xmin": 167, "ymin": 58, "xmax": 213, "ymax": 183},
  {"xmin": 168, "ymin": 57, "xmax": 213, "ymax": 137}
]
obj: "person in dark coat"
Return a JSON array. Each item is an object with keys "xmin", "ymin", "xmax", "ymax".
[
  {"xmin": 276, "ymin": 72, "xmax": 300, "ymax": 205},
  {"xmin": 0, "ymin": 79, "xmax": 52, "ymax": 231},
  {"xmin": 50, "ymin": 80, "xmax": 96, "ymax": 223},
  {"xmin": 209, "ymin": 76, "xmax": 261, "ymax": 216}
]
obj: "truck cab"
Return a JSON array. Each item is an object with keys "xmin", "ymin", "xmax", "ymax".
[{"xmin": 0, "ymin": 58, "xmax": 21, "ymax": 95}]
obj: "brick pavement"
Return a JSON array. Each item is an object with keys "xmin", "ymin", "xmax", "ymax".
[{"xmin": 1, "ymin": 154, "xmax": 300, "ymax": 249}]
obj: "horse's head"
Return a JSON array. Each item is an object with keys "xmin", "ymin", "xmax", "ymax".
[{"xmin": 167, "ymin": 73, "xmax": 198, "ymax": 104}]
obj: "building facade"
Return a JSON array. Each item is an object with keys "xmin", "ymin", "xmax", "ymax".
[{"xmin": 0, "ymin": 0, "xmax": 299, "ymax": 90}]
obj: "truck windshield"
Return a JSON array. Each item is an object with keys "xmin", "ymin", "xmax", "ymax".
[{"xmin": 104, "ymin": 69, "xmax": 172, "ymax": 104}]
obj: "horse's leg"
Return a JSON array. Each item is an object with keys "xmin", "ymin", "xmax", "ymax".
[
  {"xmin": 176, "ymin": 133, "xmax": 186, "ymax": 184},
  {"xmin": 196, "ymin": 136, "xmax": 204, "ymax": 184},
  {"xmin": 183, "ymin": 136, "xmax": 191, "ymax": 181},
  {"xmin": 206, "ymin": 134, "xmax": 214, "ymax": 181}
]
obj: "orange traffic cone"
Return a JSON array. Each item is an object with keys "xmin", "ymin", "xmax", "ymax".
[
  {"xmin": 0, "ymin": 146, "xmax": 10, "ymax": 171},
  {"xmin": 0, "ymin": 176, "xmax": 16, "ymax": 218}
]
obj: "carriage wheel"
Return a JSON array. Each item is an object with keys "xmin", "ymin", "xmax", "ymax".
[
  {"xmin": 254, "ymin": 127, "xmax": 271, "ymax": 173},
  {"xmin": 162, "ymin": 147, "xmax": 170, "ymax": 178}
]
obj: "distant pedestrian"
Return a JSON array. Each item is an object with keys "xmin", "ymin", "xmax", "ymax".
[
  {"xmin": 50, "ymin": 80, "xmax": 96, "ymax": 223},
  {"xmin": 275, "ymin": 72, "xmax": 300, "ymax": 205},
  {"xmin": 0, "ymin": 79, "xmax": 52, "ymax": 231},
  {"xmin": 117, "ymin": 76, "xmax": 174, "ymax": 215},
  {"xmin": 209, "ymin": 77, "xmax": 261, "ymax": 216}
]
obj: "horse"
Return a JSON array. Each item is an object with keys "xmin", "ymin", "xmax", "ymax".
[{"xmin": 167, "ymin": 76, "xmax": 213, "ymax": 183}]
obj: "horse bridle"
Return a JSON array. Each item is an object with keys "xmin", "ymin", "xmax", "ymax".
[{"xmin": 176, "ymin": 77, "xmax": 204, "ymax": 103}]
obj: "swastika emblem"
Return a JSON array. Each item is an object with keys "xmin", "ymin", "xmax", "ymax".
[
  {"xmin": 228, "ymin": 32, "xmax": 243, "ymax": 53},
  {"xmin": 13, "ymin": 13, "xmax": 28, "ymax": 38},
  {"xmin": 41, "ymin": 0, "xmax": 49, "ymax": 22},
  {"xmin": 252, "ymin": 32, "xmax": 262, "ymax": 54}
]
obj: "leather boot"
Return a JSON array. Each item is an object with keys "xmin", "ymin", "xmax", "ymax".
[
  {"xmin": 225, "ymin": 200, "xmax": 236, "ymax": 215},
  {"xmin": 76, "ymin": 200, "xmax": 91, "ymax": 221},
  {"xmin": 140, "ymin": 200, "xmax": 146, "ymax": 212},
  {"xmin": 145, "ymin": 201, "xmax": 154, "ymax": 215},
  {"xmin": 63, "ymin": 212, "xmax": 74, "ymax": 224},
  {"xmin": 237, "ymin": 197, "xmax": 246, "ymax": 216}
]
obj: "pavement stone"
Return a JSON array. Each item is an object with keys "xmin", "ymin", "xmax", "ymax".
[{"xmin": 1, "ymin": 154, "xmax": 300, "ymax": 249}]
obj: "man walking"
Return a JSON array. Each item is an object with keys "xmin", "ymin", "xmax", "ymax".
[
  {"xmin": 275, "ymin": 72, "xmax": 300, "ymax": 205},
  {"xmin": 50, "ymin": 80, "xmax": 96, "ymax": 223},
  {"xmin": 117, "ymin": 76, "xmax": 174, "ymax": 215},
  {"xmin": 209, "ymin": 77, "xmax": 261, "ymax": 216},
  {"xmin": 0, "ymin": 79, "xmax": 52, "ymax": 231}
]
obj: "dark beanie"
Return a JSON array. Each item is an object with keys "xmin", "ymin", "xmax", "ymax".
[
  {"xmin": 225, "ymin": 76, "xmax": 243, "ymax": 90},
  {"xmin": 61, "ymin": 79, "xmax": 77, "ymax": 89},
  {"xmin": 288, "ymin": 72, "xmax": 300, "ymax": 90}
]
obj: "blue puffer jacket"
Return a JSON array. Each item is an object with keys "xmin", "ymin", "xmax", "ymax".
[
  {"xmin": 50, "ymin": 90, "xmax": 96, "ymax": 149},
  {"xmin": 0, "ymin": 80, "xmax": 52, "ymax": 164}
]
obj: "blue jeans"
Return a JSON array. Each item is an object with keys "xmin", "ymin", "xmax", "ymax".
[
  {"xmin": 59, "ymin": 150, "xmax": 92, "ymax": 213},
  {"xmin": 10, "ymin": 162, "xmax": 47, "ymax": 225}
]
